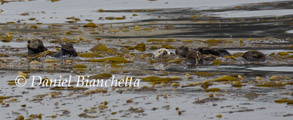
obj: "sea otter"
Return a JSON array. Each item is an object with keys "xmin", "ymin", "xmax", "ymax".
[
  {"xmin": 177, "ymin": 46, "xmax": 218, "ymax": 67},
  {"xmin": 27, "ymin": 38, "xmax": 48, "ymax": 55},
  {"xmin": 53, "ymin": 43, "xmax": 77, "ymax": 58},
  {"xmin": 186, "ymin": 50, "xmax": 202, "ymax": 67},
  {"xmin": 175, "ymin": 45, "xmax": 189, "ymax": 57},
  {"xmin": 152, "ymin": 48, "xmax": 171, "ymax": 59},
  {"xmin": 242, "ymin": 50, "xmax": 265, "ymax": 62},
  {"xmin": 196, "ymin": 47, "xmax": 231, "ymax": 57}
]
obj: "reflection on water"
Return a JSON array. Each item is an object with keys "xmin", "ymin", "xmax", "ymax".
[{"xmin": 248, "ymin": 66, "xmax": 293, "ymax": 72}]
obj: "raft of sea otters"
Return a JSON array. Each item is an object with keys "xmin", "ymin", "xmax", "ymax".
[
  {"xmin": 28, "ymin": 38, "xmax": 266, "ymax": 67},
  {"xmin": 27, "ymin": 38, "xmax": 77, "ymax": 58},
  {"xmin": 153, "ymin": 46, "xmax": 265, "ymax": 67}
]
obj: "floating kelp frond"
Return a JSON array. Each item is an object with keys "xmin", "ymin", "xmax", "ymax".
[
  {"xmin": 205, "ymin": 75, "xmax": 238, "ymax": 82},
  {"xmin": 140, "ymin": 76, "xmax": 182, "ymax": 84},
  {"xmin": 90, "ymin": 57, "xmax": 129, "ymax": 63},
  {"xmin": 135, "ymin": 43, "xmax": 146, "ymax": 52},
  {"xmin": 83, "ymin": 22, "xmax": 96, "ymax": 27},
  {"xmin": 89, "ymin": 73, "xmax": 112, "ymax": 79},
  {"xmin": 204, "ymin": 88, "xmax": 221, "ymax": 92},
  {"xmin": 72, "ymin": 64, "xmax": 87, "ymax": 68}
]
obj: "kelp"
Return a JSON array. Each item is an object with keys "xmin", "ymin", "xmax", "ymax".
[
  {"xmin": 135, "ymin": 43, "xmax": 146, "ymax": 52},
  {"xmin": 205, "ymin": 75, "xmax": 238, "ymax": 82},
  {"xmin": 88, "ymin": 73, "xmax": 112, "ymax": 79},
  {"xmin": 141, "ymin": 76, "xmax": 182, "ymax": 84},
  {"xmin": 90, "ymin": 57, "xmax": 129, "ymax": 63}
]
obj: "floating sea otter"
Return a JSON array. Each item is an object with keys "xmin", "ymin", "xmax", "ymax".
[
  {"xmin": 27, "ymin": 38, "xmax": 48, "ymax": 55},
  {"xmin": 176, "ymin": 46, "xmax": 203, "ymax": 67},
  {"xmin": 186, "ymin": 50, "xmax": 202, "ymax": 67},
  {"xmin": 176, "ymin": 46, "xmax": 231, "ymax": 58},
  {"xmin": 176, "ymin": 46, "xmax": 233, "ymax": 67},
  {"xmin": 175, "ymin": 45, "xmax": 189, "ymax": 57},
  {"xmin": 53, "ymin": 43, "xmax": 78, "ymax": 58},
  {"xmin": 242, "ymin": 50, "xmax": 266, "ymax": 62},
  {"xmin": 152, "ymin": 48, "xmax": 172, "ymax": 59},
  {"xmin": 195, "ymin": 47, "xmax": 231, "ymax": 57}
]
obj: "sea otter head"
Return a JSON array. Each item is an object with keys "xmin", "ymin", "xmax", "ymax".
[
  {"xmin": 27, "ymin": 38, "xmax": 48, "ymax": 55},
  {"xmin": 152, "ymin": 48, "xmax": 171, "ymax": 59},
  {"xmin": 60, "ymin": 43, "xmax": 77, "ymax": 57},
  {"xmin": 175, "ymin": 45, "xmax": 189, "ymax": 57}
]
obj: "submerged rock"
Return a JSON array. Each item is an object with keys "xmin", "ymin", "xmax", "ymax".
[
  {"xmin": 54, "ymin": 43, "xmax": 77, "ymax": 58},
  {"xmin": 242, "ymin": 50, "xmax": 265, "ymax": 62},
  {"xmin": 27, "ymin": 38, "xmax": 48, "ymax": 55}
]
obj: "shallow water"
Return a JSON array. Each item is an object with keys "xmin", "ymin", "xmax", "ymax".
[{"xmin": 1, "ymin": 0, "xmax": 293, "ymax": 120}]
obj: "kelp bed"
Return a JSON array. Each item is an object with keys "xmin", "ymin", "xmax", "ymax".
[{"xmin": 0, "ymin": 0, "xmax": 293, "ymax": 120}]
